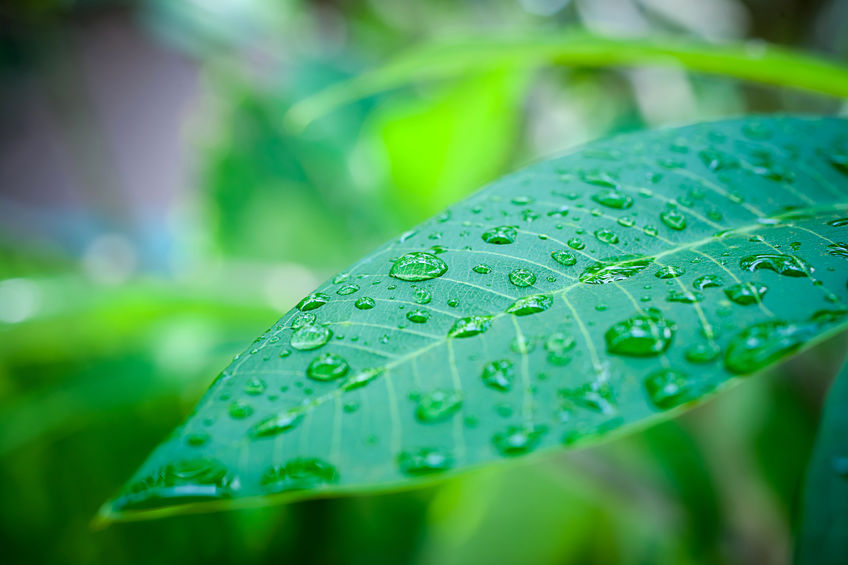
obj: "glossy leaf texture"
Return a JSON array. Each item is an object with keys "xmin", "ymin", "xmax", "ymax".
[
  {"xmin": 797, "ymin": 355, "xmax": 848, "ymax": 565},
  {"xmin": 101, "ymin": 116, "xmax": 848, "ymax": 522}
]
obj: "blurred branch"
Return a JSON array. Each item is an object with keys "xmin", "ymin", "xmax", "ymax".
[{"xmin": 286, "ymin": 31, "xmax": 848, "ymax": 131}]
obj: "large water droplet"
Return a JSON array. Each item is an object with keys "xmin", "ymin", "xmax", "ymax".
[
  {"xmin": 827, "ymin": 218, "xmax": 848, "ymax": 227},
  {"xmin": 827, "ymin": 242, "xmax": 848, "ymax": 259},
  {"xmin": 261, "ymin": 457, "xmax": 338, "ymax": 490},
  {"xmin": 551, "ymin": 250, "xmax": 577, "ymax": 266},
  {"xmin": 693, "ymin": 274, "xmax": 724, "ymax": 290},
  {"xmin": 567, "ymin": 237, "xmax": 585, "ymax": 250},
  {"xmin": 506, "ymin": 293, "xmax": 553, "ymax": 316},
  {"xmin": 406, "ymin": 309, "xmax": 430, "ymax": 323},
  {"xmin": 415, "ymin": 390, "xmax": 463, "ymax": 423},
  {"xmin": 398, "ymin": 447, "xmax": 452, "ymax": 475},
  {"xmin": 660, "ymin": 209, "xmax": 687, "ymax": 231},
  {"xmin": 655, "ymin": 265, "xmax": 685, "ymax": 279},
  {"xmin": 724, "ymin": 320, "xmax": 816, "ymax": 374},
  {"xmin": 448, "ymin": 316, "xmax": 493, "ymax": 338},
  {"xmin": 560, "ymin": 382, "xmax": 616, "ymax": 414},
  {"xmin": 591, "ymin": 189, "xmax": 633, "ymax": 209},
  {"xmin": 579, "ymin": 256, "xmax": 652, "ymax": 284},
  {"xmin": 481, "ymin": 360, "xmax": 514, "ymax": 391},
  {"xmin": 296, "ymin": 293, "xmax": 330, "ymax": 312},
  {"xmin": 290, "ymin": 325, "xmax": 332, "ymax": 351},
  {"xmin": 724, "ymin": 282, "xmax": 768, "ymax": 305},
  {"xmin": 739, "ymin": 253, "xmax": 813, "ymax": 277},
  {"xmin": 492, "ymin": 425, "xmax": 546, "ymax": 456},
  {"xmin": 306, "ymin": 353, "xmax": 350, "ymax": 381},
  {"xmin": 605, "ymin": 310, "xmax": 676, "ymax": 357},
  {"xmin": 481, "ymin": 225, "xmax": 518, "ymax": 244},
  {"xmin": 251, "ymin": 407, "xmax": 304, "ymax": 437},
  {"xmin": 509, "ymin": 268, "xmax": 536, "ymax": 287},
  {"xmin": 594, "ymin": 229, "xmax": 619, "ymax": 244},
  {"xmin": 340, "ymin": 368, "xmax": 382, "ymax": 392},
  {"xmin": 336, "ymin": 283, "xmax": 359, "ymax": 296},
  {"xmin": 644, "ymin": 369, "xmax": 703, "ymax": 410},
  {"xmin": 354, "ymin": 296, "xmax": 375, "ymax": 310},
  {"xmin": 666, "ymin": 290, "xmax": 703, "ymax": 304},
  {"xmin": 390, "ymin": 252, "xmax": 448, "ymax": 282}
]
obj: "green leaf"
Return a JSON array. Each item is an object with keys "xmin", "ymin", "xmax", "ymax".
[
  {"xmin": 797, "ymin": 355, "xmax": 848, "ymax": 565},
  {"xmin": 285, "ymin": 33, "xmax": 848, "ymax": 130},
  {"xmin": 101, "ymin": 116, "xmax": 848, "ymax": 523}
]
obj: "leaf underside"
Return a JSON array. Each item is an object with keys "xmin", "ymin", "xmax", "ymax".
[{"xmin": 102, "ymin": 116, "xmax": 848, "ymax": 522}]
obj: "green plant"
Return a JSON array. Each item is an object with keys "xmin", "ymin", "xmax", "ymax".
[{"xmin": 100, "ymin": 115, "xmax": 848, "ymax": 563}]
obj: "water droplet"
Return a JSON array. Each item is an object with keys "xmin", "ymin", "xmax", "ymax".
[
  {"xmin": 617, "ymin": 216, "xmax": 635, "ymax": 228},
  {"xmin": 699, "ymin": 148, "xmax": 739, "ymax": 171},
  {"xmin": 493, "ymin": 425, "xmax": 546, "ymax": 456},
  {"xmin": 340, "ymin": 368, "xmax": 382, "ymax": 391},
  {"xmin": 567, "ymin": 237, "xmax": 585, "ymax": 250},
  {"xmin": 228, "ymin": 400, "xmax": 253, "ymax": 419},
  {"xmin": 693, "ymin": 274, "xmax": 724, "ymax": 290},
  {"xmin": 644, "ymin": 369, "xmax": 703, "ymax": 410},
  {"xmin": 724, "ymin": 282, "xmax": 768, "ymax": 305},
  {"xmin": 594, "ymin": 229, "xmax": 619, "ymax": 244},
  {"xmin": 655, "ymin": 265, "xmax": 685, "ymax": 279},
  {"xmin": 509, "ymin": 268, "xmax": 536, "ymax": 287},
  {"xmin": 666, "ymin": 290, "xmax": 703, "ymax": 304},
  {"xmin": 186, "ymin": 432, "xmax": 210, "ymax": 447},
  {"xmin": 506, "ymin": 294, "xmax": 553, "ymax": 316},
  {"xmin": 390, "ymin": 252, "xmax": 448, "ymax": 282},
  {"xmin": 448, "ymin": 316, "xmax": 493, "ymax": 338},
  {"xmin": 739, "ymin": 253, "xmax": 813, "ymax": 278},
  {"xmin": 306, "ymin": 353, "xmax": 350, "ymax": 381},
  {"xmin": 510, "ymin": 335, "xmax": 535, "ymax": 354},
  {"xmin": 828, "ymin": 218, "xmax": 848, "ymax": 227},
  {"xmin": 724, "ymin": 320, "xmax": 816, "ymax": 374},
  {"xmin": 545, "ymin": 332, "xmax": 575, "ymax": 365},
  {"xmin": 551, "ymin": 250, "xmax": 577, "ymax": 266},
  {"xmin": 447, "ymin": 297, "xmax": 459, "ymax": 307},
  {"xmin": 415, "ymin": 390, "xmax": 463, "ymax": 423},
  {"xmin": 482, "ymin": 225, "xmax": 518, "ymax": 244},
  {"xmin": 579, "ymin": 256, "xmax": 652, "ymax": 284},
  {"xmin": 290, "ymin": 325, "xmax": 332, "ymax": 351},
  {"xmin": 292, "ymin": 312, "xmax": 317, "ymax": 329},
  {"xmin": 244, "ymin": 378, "xmax": 266, "ymax": 395},
  {"xmin": 398, "ymin": 447, "xmax": 452, "ymax": 475},
  {"xmin": 261, "ymin": 457, "xmax": 338, "ymax": 490},
  {"xmin": 605, "ymin": 310, "xmax": 676, "ymax": 357},
  {"xmin": 354, "ymin": 296, "xmax": 375, "ymax": 310},
  {"xmin": 660, "ymin": 209, "xmax": 687, "ymax": 231},
  {"xmin": 591, "ymin": 189, "xmax": 633, "ymax": 209},
  {"xmin": 511, "ymin": 195, "xmax": 533, "ymax": 205},
  {"xmin": 473, "ymin": 264, "xmax": 492, "ymax": 274},
  {"xmin": 406, "ymin": 309, "xmax": 430, "ymax": 323},
  {"xmin": 336, "ymin": 283, "xmax": 359, "ymax": 296},
  {"xmin": 412, "ymin": 288, "xmax": 432, "ymax": 304},
  {"xmin": 826, "ymin": 242, "xmax": 848, "ymax": 259},
  {"xmin": 250, "ymin": 407, "xmax": 304, "ymax": 437},
  {"xmin": 560, "ymin": 382, "xmax": 615, "ymax": 414},
  {"xmin": 644, "ymin": 225, "xmax": 659, "ymax": 237},
  {"xmin": 296, "ymin": 293, "xmax": 330, "ymax": 312},
  {"xmin": 685, "ymin": 342, "xmax": 720, "ymax": 363},
  {"xmin": 481, "ymin": 359, "xmax": 514, "ymax": 391},
  {"xmin": 580, "ymin": 170, "xmax": 618, "ymax": 188}
]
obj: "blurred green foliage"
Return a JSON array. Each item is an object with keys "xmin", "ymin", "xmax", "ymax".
[{"xmin": 0, "ymin": 0, "xmax": 846, "ymax": 563}]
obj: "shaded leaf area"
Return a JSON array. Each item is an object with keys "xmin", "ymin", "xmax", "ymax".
[
  {"xmin": 797, "ymin": 356, "xmax": 848, "ymax": 565},
  {"xmin": 102, "ymin": 116, "xmax": 848, "ymax": 521}
]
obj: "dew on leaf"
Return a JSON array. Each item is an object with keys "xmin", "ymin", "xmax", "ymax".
[
  {"xmin": 336, "ymin": 284, "xmax": 359, "ymax": 296},
  {"xmin": 724, "ymin": 320, "xmax": 816, "ymax": 374},
  {"xmin": 560, "ymin": 382, "xmax": 616, "ymax": 414},
  {"xmin": 398, "ymin": 447, "xmax": 452, "ymax": 475},
  {"xmin": 250, "ymin": 407, "xmax": 304, "ymax": 438},
  {"xmin": 306, "ymin": 353, "xmax": 350, "ymax": 382},
  {"xmin": 685, "ymin": 342, "xmax": 721, "ymax": 363},
  {"xmin": 825, "ymin": 242, "xmax": 848, "ymax": 259},
  {"xmin": 290, "ymin": 325, "xmax": 333, "ymax": 351},
  {"xmin": 339, "ymin": 368, "xmax": 382, "ymax": 392},
  {"xmin": 506, "ymin": 293, "xmax": 553, "ymax": 316},
  {"xmin": 510, "ymin": 335, "xmax": 535, "ymax": 354},
  {"xmin": 579, "ymin": 256, "xmax": 652, "ymax": 284},
  {"xmin": 644, "ymin": 369, "xmax": 702, "ymax": 410},
  {"xmin": 413, "ymin": 288, "xmax": 432, "ymax": 304},
  {"xmin": 390, "ymin": 252, "xmax": 448, "ymax": 282},
  {"xmin": 666, "ymin": 290, "xmax": 703, "ymax": 304},
  {"xmin": 594, "ymin": 229, "xmax": 619, "ymax": 244},
  {"xmin": 228, "ymin": 400, "xmax": 253, "ymax": 419},
  {"xmin": 406, "ymin": 309, "xmax": 430, "ymax": 324},
  {"xmin": 739, "ymin": 254, "xmax": 813, "ymax": 277},
  {"xmin": 567, "ymin": 237, "xmax": 585, "ymax": 250},
  {"xmin": 545, "ymin": 332, "xmax": 575, "ymax": 365},
  {"xmin": 244, "ymin": 378, "xmax": 266, "ymax": 395},
  {"xmin": 551, "ymin": 250, "xmax": 577, "ymax": 266},
  {"xmin": 492, "ymin": 425, "xmax": 546, "ymax": 456},
  {"xmin": 296, "ymin": 293, "xmax": 330, "ymax": 312},
  {"xmin": 605, "ymin": 310, "xmax": 676, "ymax": 357},
  {"xmin": 693, "ymin": 274, "xmax": 724, "ymax": 290},
  {"xmin": 509, "ymin": 268, "xmax": 536, "ymax": 287},
  {"xmin": 481, "ymin": 225, "xmax": 518, "ymax": 244},
  {"xmin": 659, "ymin": 209, "xmax": 687, "ymax": 231},
  {"xmin": 292, "ymin": 312, "xmax": 317, "ymax": 329},
  {"xmin": 354, "ymin": 296, "xmax": 375, "ymax": 310},
  {"xmin": 473, "ymin": 264, "xmax": 492, "ymax": 274},
  {"xmin": 655, "ymin": 265, "xmax": 685, "ymax": 279},
  {"xmin": 591, "ymin": 189, "xmax": 633, "ymax": 209},
  {"xmin": 448, "ymin": 316, "xmax": 493, "ymax": 338},
  {"xmin": 481, "ymin": 360, "xmax": 514, "ymax": 392},
  {"xmin": 415, "ymin": 390, "xmax": 463, "ymax": 423},
  {"xmin": 724, "ymin": 282, "xmax": 768, "ymax": 305}
]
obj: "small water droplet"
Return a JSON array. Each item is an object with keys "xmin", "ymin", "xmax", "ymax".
[
  {"xmin": 594, "ymin": 229, "xmax": 619, "ymax": 244},
  {"xmin": 644, "ymin": 369, "xmax": 703, "ymax": 410},
  {"xmin": 685, "ymin": 342, "xmax": 720, "ymax": 363},
  {"xmin": 336, "ymin": 283, "xmax": 360, "ymax": 296},
  {"xmin": 666, "ymin": 290, "xmax": 703, "ymax": 304},
  {"xmin": 244, "ymin": 378, "xmax": 266, "ymax": 395},
  {"xmin": 506, "ymin": 294, "xmax": 553, "ymax": 316},
  {"xmin": 481, "ymin": 225, "xmax": 518, "ymax": 244},
  {"xmin": 415, "ymin": 390, "xmax": 463, "ymax": 423},
  {"xmin": 473, "ymin": 264, "xmax": 492, "ymax": 274},
  {"xmin": 567, "ymin": 237, "xmax": 585, "ymax": 250},
  {"xmin": 591, "ymin": 189, "xmax": 633, "ymax": 209},
  {"xmin": 296, "ymin": 293, "xmax": 330, "ymax": 312},
  {"xmin": 660, "ymin": 209, "xmax": 687, "ymax": 231},
  {"xmin": 398, "ymin": 447, "xmax": 452, "ymax": 475},
  {"xmin": 509, "ymin": 268, "xmax": 536, "ymax": 287},
  {"xmin": 693, "ymin": 274, "xmax": 724, "ymax": 290},
  {"xmin": 724, "ymin": 282, "xmax": 768, "ymax": 305},
  {"xmin": 406, "ymin": 309, "xmax": 430, "ymax": 323},
  {"xmin": 605, "ymin": 310, "xmax": 676, "ymax": 357},
  {"xmin": 339, "ymin": 368, "xmax": 382, "ymax": 392},
  {"xmin": 655, "ymin": 265, "xmax": 685, "ymax": 279},
  {"xmin": 493, "ymin": 425, "xmax": 546, "ymax": 456},
  {"xmin": 354, "ymin": 296, "xmax": 375, "ymax": 310},
  {"xmin": 448, "ymin": 316, "xmax": 493, "ymax": 338},
  {"xmin": 579, "ymin": 256, "xmax": 652, "ymax": 284},
  {"xmin": 251, "ymin": 407, "xmax": 304, "ymax": 437},
  {"xmin": 481, "ymin": 359, "xmax": 514, "ymax": 391},
  {"xmin": 551, "ymin": 250, "xmax": 577, "ymax": 266},
  {"xmin": 228, "ymin": 400, "xmax": 253, "ymax": 419},
  {"xmin": 545, "ymin": 332, "xmax": 575, "ymax": 365},
  {"xmin": 290, "ymin": 325, "xmax": 333, "ymax": 351}
]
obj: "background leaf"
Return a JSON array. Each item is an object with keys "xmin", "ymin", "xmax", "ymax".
[
  {"xmin": 101, "ymin": 116, "xmax": 848, "ymax": 523},
  {"xmin": 286, "ymin": 33, "xmax": 848, "ymax": 130},
  {"xmin": 797, "ymin": 355, "xmax": 848, "ymax": 565}
]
